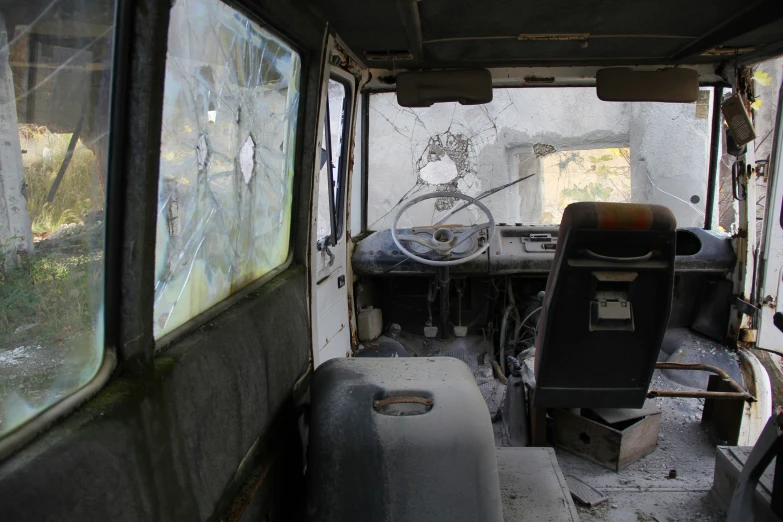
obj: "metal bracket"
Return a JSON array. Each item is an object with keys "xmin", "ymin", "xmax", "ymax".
[
  {"xmin": 734, "ymin": 296, "xmax": 758, "ymax": 316},
  {"xmin": 648, "ymin": 362, "xmax": 755, "ymax": 402},
  {"xmin": 727, "ymin": 412, "xmax": 783, "ymax": 521}
]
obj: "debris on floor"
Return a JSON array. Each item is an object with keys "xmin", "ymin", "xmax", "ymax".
[
  {"xmin": 565, "ymin": 474, "xmax": 608, "ymax": 507},
  {"xmin": 554, "ymin": 368, "xmax": 727, "ymax": 521}
]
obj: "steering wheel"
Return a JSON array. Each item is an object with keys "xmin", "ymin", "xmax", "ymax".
[{"xmin": 391, "ymin": 191, "xmax": 495, "ymax": 267}]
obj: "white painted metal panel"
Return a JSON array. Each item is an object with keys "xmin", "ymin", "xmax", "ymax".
[{"xmin": 758, "ymin": 82, "xmax": 783, "ymax": 349}]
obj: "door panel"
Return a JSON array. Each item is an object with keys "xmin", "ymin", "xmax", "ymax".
[
  {"xmin": 312, "ymin": 59, "xmax": 356, "ymax": 367},
  {"xmin": 758, "ymin": 81, "xmax": 783, "ymax": 348},
  {"xmin": 756, "ymin": 114, "xmax": 783, "ymax": 349}
]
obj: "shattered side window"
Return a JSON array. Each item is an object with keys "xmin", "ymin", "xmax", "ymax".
[
  {"xmin": 0, "ymin": 1, "xmax": 114, "ymax": 436},
  {"xmin": 154, "ymin": 0, "xmax": 300, "ymax": 339},
  {"xmin": 368, "ymin": 88, "xmax": 714, "ymax": 229}
]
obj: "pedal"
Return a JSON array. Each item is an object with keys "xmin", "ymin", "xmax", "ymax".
[
  {"xmin": 454, "ymin": 325, "xmax": 468, "ymax": 337},
  {"xmin": 424, "ymin": 326, "xmax": 438, "ymax": 338}
]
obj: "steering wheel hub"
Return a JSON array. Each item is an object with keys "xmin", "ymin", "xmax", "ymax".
[{"xmin": 433, "ymin": 228, "xmax": 454, "ymax": 243}]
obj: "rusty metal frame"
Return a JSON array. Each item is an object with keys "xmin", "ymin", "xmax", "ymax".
[{"xmin": 647, "ymin": 362, "xmax": 756, "ymax": 402}]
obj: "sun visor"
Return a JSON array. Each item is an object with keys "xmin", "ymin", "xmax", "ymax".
[
  {"xmin": 596, "ymin": 68, "xmax": 699, "ymax": 103},
  {"xmin": 396, "ymin": 69, "xmax": 493, "ymax": 107}
]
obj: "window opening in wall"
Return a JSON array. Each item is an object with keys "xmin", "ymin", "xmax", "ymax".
[
  {"xmin": 0, "ymin": 0, "xmax": 115, "ymax": 437},
  {"xmin": 367, "ymin": 87, "xmax": 715, "ymax": 230},
  {"xmin": 317, "ymin": 78, "xmax": 348, "ymax": 246},
  {"xmin": 153, "ymin": 0, "xmax": 301, "ymax": 339}
]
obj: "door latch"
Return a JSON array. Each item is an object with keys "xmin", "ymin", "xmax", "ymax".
[{"xmin": 317, "ymin": 237, "xmax": 335, "ymax": 267}]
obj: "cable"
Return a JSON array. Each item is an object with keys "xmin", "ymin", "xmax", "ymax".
[{"xmin": 518, "ymin": 307, "xmax": 542, "ymax": 330}]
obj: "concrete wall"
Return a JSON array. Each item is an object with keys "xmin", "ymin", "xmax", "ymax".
[{"xmin": 629, "ymin": 99, "xmax": 712, "ymax": 228}]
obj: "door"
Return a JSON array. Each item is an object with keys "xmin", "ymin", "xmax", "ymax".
[
  {"xmin": 311, "ymin": 54, "xmax": 356, "ymax": 367},
  {"xmin": 758, "ymin": 79, "xmax": 783, "ymax": 348}
]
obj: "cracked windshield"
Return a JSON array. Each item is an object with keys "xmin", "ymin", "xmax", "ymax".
[
  {"xmin": 368, "ymin": 87, "xmax": 715, "ymax": 230},
  {"xmin": 0, "ymin": 1, "xmax": 113, "ymax": 435}
]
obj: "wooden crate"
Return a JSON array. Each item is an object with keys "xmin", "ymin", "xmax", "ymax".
[{"xmin": 551, "ymin": 408, "xmax": 661, "ymax": 472}]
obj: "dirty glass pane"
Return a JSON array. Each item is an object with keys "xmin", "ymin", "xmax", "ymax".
[
  {"xmin": 316, "ymin": 79, "xmax": 347, "ymax": 242},
  {"xmin": 368, "ymin": 88, "xmax": 714, "ymax": 230},
  {"xmin": 0, "ymin": 2, "xmax": 114, "ymax": 436},
  {"xmin": 154, "ymin": 0, "xmax": 301, "ymax": 339}
]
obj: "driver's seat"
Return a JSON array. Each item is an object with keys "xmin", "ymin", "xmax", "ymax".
[{"xmin": 533, "ymin": 202, "xmax": 676, "ymax": 409}]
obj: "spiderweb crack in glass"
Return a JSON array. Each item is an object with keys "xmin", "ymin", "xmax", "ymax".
[{"xmin": 153, "ymin": 0, "xmax": 301, "ymax": 338}]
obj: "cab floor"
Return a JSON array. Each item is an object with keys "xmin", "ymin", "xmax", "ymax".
[
  {"xmin": 361, "ymin": 330, "xmax": 731, "ymax": 521},
  {"xmin": 539, "ymin": 371, "xmax": 726, "ymax": 522}
]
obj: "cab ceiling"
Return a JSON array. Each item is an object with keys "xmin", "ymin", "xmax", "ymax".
[{"xmin": 305, "ymin": 0, "xmax": 783, "ymax": 68}]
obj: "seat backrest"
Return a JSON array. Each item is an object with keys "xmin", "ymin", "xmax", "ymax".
[{"xmin": 534, "ymin": 202, "xmax": 676, "ymax": 409}]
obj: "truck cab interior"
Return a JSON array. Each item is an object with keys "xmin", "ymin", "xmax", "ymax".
[{"xmin": 1, "ymin": 0, "xmax": 783, "ymax": 521}]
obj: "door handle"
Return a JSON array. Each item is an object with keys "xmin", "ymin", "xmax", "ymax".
[{"xmin": 322, "ymin": 243, "xmax": 335, "ymax": 267}]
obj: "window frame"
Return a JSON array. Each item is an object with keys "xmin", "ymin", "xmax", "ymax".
[
  {"xmin": 152, "ymin": 0, "xmax": 306, "ymax": 350},
  {"xmin": 318, "ymin": 73, "xmax": 353, "ymax": 248},
  {"xmin": 0, "ymin": 0, "xmax": 129, "ymax": 459}
]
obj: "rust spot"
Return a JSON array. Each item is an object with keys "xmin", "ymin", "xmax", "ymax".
[
  {"xmin": 739, "ymin": 328, "xmax": 757, "ymax": 343},
  {"xmin": 222, "ymin": 459, "xmax": 275, "ymax": 522},
  {"xmin": 740, "ymin": 353, "xmax": 759, "ymax": 399},
  {"xmin": 524, "ymin": 75, "xmax": 555, "ymax": 84},
  {"xmin": 347, "ymin": 292, "xmax": 359, "ymax": 350}
]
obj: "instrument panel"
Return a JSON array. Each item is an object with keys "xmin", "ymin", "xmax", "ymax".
[{"xmin": 352, "ymin": 226, "xmax": 736, "ymax": 275}]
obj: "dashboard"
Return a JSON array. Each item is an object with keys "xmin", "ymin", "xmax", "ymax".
[{"xmin": 351, "ymin": 226, "xmax": 736, "ymax": 275}]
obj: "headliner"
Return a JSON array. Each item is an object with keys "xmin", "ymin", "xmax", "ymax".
[{"xmin": 305, "ymin": 0, "xmax": 783, "ymax": 69}]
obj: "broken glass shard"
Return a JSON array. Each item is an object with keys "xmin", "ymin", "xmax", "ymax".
[
  {"xmin": 196, "ymin": 134, "xmax": 208, "ymax": 171},
  {"xmin": 420, "ymin": 155, "xmax": 458, "ymax": 184},
  {"xmin": 240, "ymin": 136, "xmax": 255, "ymax": 184}
]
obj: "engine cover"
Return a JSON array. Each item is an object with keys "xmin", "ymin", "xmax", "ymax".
[{"xmin": 306, "ymin": 357, "xmax": 503, "ymax": 522}]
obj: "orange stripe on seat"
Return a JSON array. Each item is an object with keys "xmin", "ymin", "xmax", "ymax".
[{"xmin": 596, "ymin": 204, "xmax": 654, "ymax": 230}]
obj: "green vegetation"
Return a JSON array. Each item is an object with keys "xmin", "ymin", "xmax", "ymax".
[
  {"xmin": 561, "ymin": 182, "xmax": 614, "ymax": 201},
  {"xmin": 558, "ymin": 148, "xmax": 631, "ymax": 207},
  {"xmin": 0, "ymin": 251, "xmax": 99, "ymax": 347},
  {"xmin": 1, "ymin": 127, "xmax": 102, "ymax": 349},
  {"xmin": 20, "ymin": 127, "xmax": 102, "ymax": 234}
]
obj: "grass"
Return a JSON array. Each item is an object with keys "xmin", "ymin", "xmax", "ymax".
[
  {"xmin": 20, "ymin": 127, "xmax": 103, "ymax": 234},
  {"xmin": 0, "ymin": 130, "xmax": 104, "ymax": 432},
  {"xmin": 0, "ymin": 127, "xmax": 103, "ymax": 349},
  {"xmin": 0, "ymin": 251, "xmax": 100, "ymax": 348}
]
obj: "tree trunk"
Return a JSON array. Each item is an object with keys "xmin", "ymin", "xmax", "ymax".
[{"xmin": 0, "ymin": 12, "xmax": 33, "ymax": 269}]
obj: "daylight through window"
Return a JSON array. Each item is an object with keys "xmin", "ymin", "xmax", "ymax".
[
  {"xmin": 0, "ymin": 1, "xmax": 114, "ymax": 437},
  {"xmin": 153, "ymin": 0, "xmax": 301, "ymax": 339}
]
